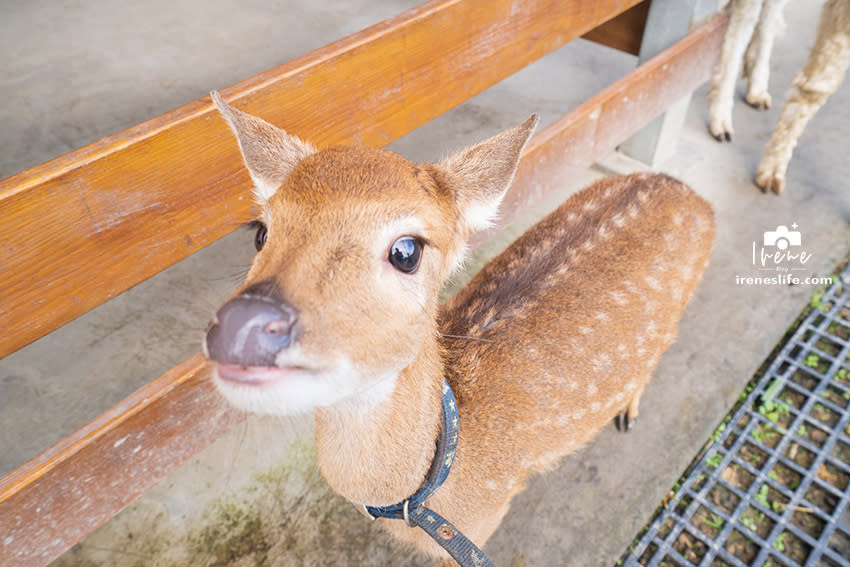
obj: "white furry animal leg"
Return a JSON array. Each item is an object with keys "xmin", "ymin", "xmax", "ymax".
[
  {"xmin": 709, "ymin": 0, "xmax": 765, "ymax": 141},
  {"xmin": 756, "ymin": 0, "xmax": 850, "ymax": 194},
  {"xmin": 743, "ymin": 0, "xmax": 791, "ymax": 109}
]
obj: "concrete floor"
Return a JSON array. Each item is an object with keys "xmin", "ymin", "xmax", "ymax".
[{"xmin": 1, "ymin": 1, "xmax": 849, "ymax": 566}]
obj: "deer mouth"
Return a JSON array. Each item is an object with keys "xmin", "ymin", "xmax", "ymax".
[{"xmin": 214, "ymin": 363, "xmax": 307, "ymax": 385}]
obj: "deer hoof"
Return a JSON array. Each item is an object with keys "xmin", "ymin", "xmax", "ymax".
[
  {"xmin": 615, "ymin": 410, "xmax": 636, "ymax": 433},
  {"xmin": 745, "ymin": 92, "xmax": 772, "ymax": 110},
  {"xmin": 710, "ymin": 128, "xmax": 732, "ymax": 143},
  {"xmin": 755, "ymin": 168, "xmax": 785, "ymax": 195},
  {"xmin": 708, "ymin": 117, "xmax": 733, "ymax": 143}
]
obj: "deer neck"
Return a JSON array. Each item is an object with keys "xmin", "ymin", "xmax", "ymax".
[{"xmin": 314, "ymin": 334, "xmax": 445, "ymax": 507}]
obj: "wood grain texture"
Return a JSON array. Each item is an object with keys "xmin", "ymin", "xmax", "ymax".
[
  {"xmin": 0, "ymin": 13, "xmax": 726, "ymax": 566},
  {"xmin": 0, "ymin": 0, "xmax": 645, "ymax": 360},
  {"xmin": 0, "ymin": 355, "xmax": 244, "ymax": 567},
  {"xmin": 582, "ymin": 0, "xmax": 650, "ymax": 55}
]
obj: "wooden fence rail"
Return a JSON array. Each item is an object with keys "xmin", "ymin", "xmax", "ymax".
[{"xmin": 0, "ymin": 0, "xmax": 649, "ymax": 359}]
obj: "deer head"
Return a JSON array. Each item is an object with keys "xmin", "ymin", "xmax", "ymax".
[{"xmin": 204, "ymin": 92, "xmax": 537, "ymax": 415}]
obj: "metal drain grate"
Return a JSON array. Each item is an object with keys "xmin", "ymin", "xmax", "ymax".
[{"xmin": 623, "ymin": 267, "xmax": 850, "ymax": 567}]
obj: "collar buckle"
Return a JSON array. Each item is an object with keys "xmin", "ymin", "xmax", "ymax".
[{"xmin": 403, "ymin": 499, "xmax": 414, "ymax": 528}]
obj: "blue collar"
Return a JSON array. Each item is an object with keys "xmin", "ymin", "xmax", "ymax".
[{"xmin": 358, "ymin": 381, "xmax": 494, "ymax": 567}]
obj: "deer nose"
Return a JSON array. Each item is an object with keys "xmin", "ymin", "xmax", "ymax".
[{"xmin": 205, "ymin": 295, "xmax": 299, "ymax": 367}]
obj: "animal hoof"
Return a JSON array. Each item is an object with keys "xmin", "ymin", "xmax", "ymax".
[
  {"xmin": 745, "ymin": 92, "xmax": 772, "ymax": 110},
  {"xmin": 708, "ymin": 116, "xmax": 733, "ymax": 143},
  {"xmin": 709, "ymin": 125, "xmax": 732, "ymax": 143},
  {"xmin": 755, "ymin": 169, "xmax": 785, "ymax": 195},
  {"xmin": 615, "ymin": 411, "xmax": 635, "ymax": 433}
]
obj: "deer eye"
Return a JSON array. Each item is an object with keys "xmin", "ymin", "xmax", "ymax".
[
  {"xmin": 254, "ymin": 224, "xmax": 268, "ymax": 251},
  {"xmin": 388, "ymin": 236, "xmax": 423, "ymax": 273}
]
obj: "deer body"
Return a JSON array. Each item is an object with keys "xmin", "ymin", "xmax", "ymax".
[{"xmin": 204, "ymin": 93, "xmax": 714, "ymax": 564}]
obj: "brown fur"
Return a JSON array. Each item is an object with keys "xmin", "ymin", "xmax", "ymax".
[{"xmin": 207, "ymin": 93, "xmax": 715, "ymax": 564}]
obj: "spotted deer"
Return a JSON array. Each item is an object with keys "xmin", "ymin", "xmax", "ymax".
[{"xmin": 203, "ymin": 92, "xmax": 715, "ymax": 565}]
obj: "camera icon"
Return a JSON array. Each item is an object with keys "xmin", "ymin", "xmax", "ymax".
[{"xmin": 764, "ymin": 225, "xmax": 801, "ymax": 250}]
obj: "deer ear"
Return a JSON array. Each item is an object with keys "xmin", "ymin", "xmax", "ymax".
[
  {"xmin": 211, "ymin": 91, "xmax": 317, "ymax": 204},
  {"xmin": 436, "ymin": 114, "xmax": 538, "ymax": 233}
]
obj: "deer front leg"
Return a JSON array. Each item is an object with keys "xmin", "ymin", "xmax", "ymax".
[
  {"xmin": 755, "ymin": 0, "xmax": 850, "ymax": 194},
  {"xmin": 743, "ymin": 0, "xmax": 790, "ymax": 109},
  {"xmin": 709, "ymin": 0, "xmax": 765, "ymax": 141}
]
